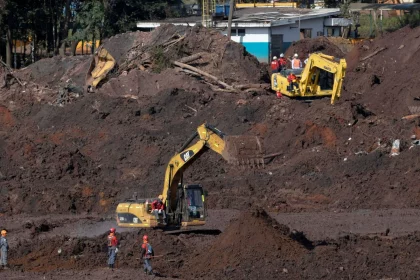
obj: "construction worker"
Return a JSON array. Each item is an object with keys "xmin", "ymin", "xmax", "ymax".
[
  {"xmin": 107, "ymin": 228, "xmax": 118, "ymax": 270},
  {"xmin": 151, "ymin": 195, "xmax": 166, "ymax": 222},
  {"xmin": 278, "ymin": 53, "xmax": 287, "ymax": 72},
  {"xmin": 271, "ymin": 56, "xmax": 280, "ymax": 73},
  {"xmin": 287, "ymin": 73, "xmax": 298, "ymax": 91},
  {"xmin": 0, "ymin": 229, "xmax": 9, "ymax": 269},
  {"xmin": 141, "ymin": 235, "xmax": 154, "ymax": 275},
  {"xmin": 291, "ymin": 53, "xmax": 302, "ymax": 69}
]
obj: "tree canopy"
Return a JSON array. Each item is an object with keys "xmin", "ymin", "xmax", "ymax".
[{"xmin": 0, "ymin": 0, "xmax": 185, "ymax": 67}]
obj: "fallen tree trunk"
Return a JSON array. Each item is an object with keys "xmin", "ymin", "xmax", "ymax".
[
  {"xmin": 360, "ymin": 47, "xmax": 387, "ymax": 61},
  {"xmin": 402, "ymin": 113, "xmax": 420, "ymax": 120},
  {"xmin": 234, "ymin": 83, "xmax": 271, "ymax": 90},
  {"xmin": 0, "ymin": 59, "xmax": 24, "ymax": 86},
  {"xmin": 173, "ymin": 61, "xmax": 236, "ymax": 92},
  {"xmin": 178, "ymin": 53, "xmax": 205, "ymax": 64}
]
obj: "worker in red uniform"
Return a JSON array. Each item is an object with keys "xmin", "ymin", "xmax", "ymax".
[
  {"xmin": 278, "ymin": 53, "xmax": 287, "ymax": 72},
  {"xmin": 151, "ymin": 195, "xmax": 166, "ymax": 222},
  {"xmin": 141, "ymin": 235, "xmax": 154, "ymax": 275},
  {"xmin": 107, "ymin": 228, "xmax": 118, "ymax": 270},
  {"xmin": 287, "ymin": 73, "xmax": 298, "ymax": 91},
  {"xmin": 271, "ymin": 56, "xmax": 280, "ymax": 73}
]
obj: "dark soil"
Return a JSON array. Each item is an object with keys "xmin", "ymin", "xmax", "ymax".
[
  {"xmin": 284, "ymin": 36, "xmax": 345, "ymax": 59},
  {"xmin": 0, "ymin": 23, "xmax": 419, "ymax": 280}
]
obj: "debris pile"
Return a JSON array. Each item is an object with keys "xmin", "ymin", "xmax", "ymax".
[
  {"xmin": 182, "ymin": 208, "xmax": 307, "ymax": 279},
  {"xmin": 344, "ymin": 25, "xmax": 420, "ymax": 118},
  {"xmin": 284, "ymin": 36, "xmax": 345, "ymax": 59}
]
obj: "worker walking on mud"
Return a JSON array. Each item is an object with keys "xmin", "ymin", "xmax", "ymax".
[
  {"xmin": 0, "ymin": 229, "xmax": 9, "ymax": 269},
  {"xmin": 107, "ymin": 228, "xmax": 119, "ymax": 270},
  {"xmin": 141, "ymin": 235, "xmax": 154, "ymax": 275},
  {"xmin": 292, "ymin": 53, "xmax": 302, "ymax": 69}
]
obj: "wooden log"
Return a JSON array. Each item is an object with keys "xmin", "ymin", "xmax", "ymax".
[
  {"xmin": 178, "ymin": 53, "xmax": 205, "ymax": 64},
  {"xmin": 173, "ymin": 61, "xmax": 236, "ymax": 92},
  {"xmin": 0, "ymin": 59, "xmax": 24, "ymax": 86},
  {"xmin": 234, "ymin": 83, "xmax": 271, "ymax": 90},
  {"xmin": 360, "ymin": 47, "xmax": 387, "ymax": 61},
  {"xmin": 402, "ymin": 113, "xmax": 420, "ymax": 120}
]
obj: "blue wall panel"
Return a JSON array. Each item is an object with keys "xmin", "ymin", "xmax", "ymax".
[{"xmin": 241, "ymin": 42, "xmax": 269, "ymax": 63}]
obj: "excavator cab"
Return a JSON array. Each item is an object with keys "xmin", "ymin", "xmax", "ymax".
[{"xmin": 180, "ymin": 184, "xmax": 206, "ymax": 227}]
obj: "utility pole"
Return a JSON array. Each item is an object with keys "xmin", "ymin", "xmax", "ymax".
[{"xmin": 227, "ymin": 0, "xmax": 235, "ymax": 39}]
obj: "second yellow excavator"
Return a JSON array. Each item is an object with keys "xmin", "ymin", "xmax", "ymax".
[
  {"xmin": 116, "ymin": 123, "xmax": 264, "ymax": 229},
  {"xmin": 271, "ymin": 52, "xmax": 347, "ymax": 104}
]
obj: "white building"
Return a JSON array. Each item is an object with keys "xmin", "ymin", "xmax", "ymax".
[{"xmin": 137, "ymin": 8, "xmax": 351, "ymax": 63}]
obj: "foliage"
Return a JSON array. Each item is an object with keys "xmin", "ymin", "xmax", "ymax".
[
  {"xmin": 0, "ymin": 0, "xmax": 184, "ymax": 66},
  {"xmin": 150, "ymin": 46, "xmax": 172, "ymax": 73}
]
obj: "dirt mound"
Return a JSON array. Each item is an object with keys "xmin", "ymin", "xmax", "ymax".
[
  {"xmin": 121, "ymin": 24, "xmax": 268, "ymax": 85},
  {"xmin": 344, "ymin": 25, "xmax": 420, "ymax": 119},
  {"xmin": 182, "ymin": 208, "xmax": 307, "ymax": 278},
  {"xmin": 97, "ymin": 68, "xmax": 209, "ymax": 98},
  {"xmin": 284, "ymin": 37, "xmax": 345, "ymax": 59}
]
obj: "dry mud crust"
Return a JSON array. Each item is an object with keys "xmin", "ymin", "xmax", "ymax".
[
  {"xmin": 284, "ymin": 36, "xmax": 345, "ymax": 59},
  {"xmin": 343, "ymin": 25, "xmax": 420, "ymax": 119},
  {"xmin": 101, "ymin": 31, "xmax": 152, "ymax": 64},
  {"xmin": 16, "ymin": 56, "xmax": 91, "ymax": 88},
  {"xmin": 181, "ymin": 208, "xmax": 307, "ymax": 279},
  {"xmin": 4, "ymin": 209, "xmax": 420, "ymax": 280}
]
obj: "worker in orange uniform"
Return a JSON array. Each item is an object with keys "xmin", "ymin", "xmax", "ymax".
[
  {"xmin": 271, "ymin": 56, "xmax": 280, "ymax": 73},
  {"xmin": 291, "ymin": 53, "xmax": 302, "ymax": 69},
  {"xmin": 107, "ymin": 228, "xmax": 119, "ymax": 270},
  {"xmin": 0, "ymin": 229, "xmax": 9, "ymax": 270},
  {"xmin": 141, "ymin": 235, "xmax": 154, "ymax": 275},
  {"xmin": 151, "ymin": 195, "xmax": 166, "ymax": 222}
]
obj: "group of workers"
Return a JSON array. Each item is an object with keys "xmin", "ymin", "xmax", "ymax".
[
  {"xmin": 271, "ymin": 52, "xmax": 311, "ymax": 98},
  {"xmin": 1, "ymin": 195, "xmax": 165, "ymax": 275},
  {"xmin": 106, "ymin": 196, "xmax": 165, "ymax": 275},
  {"xmin": 271, "ymin": 52, "xmax": 310, "ymax": 73},
  {"xmin": 107, "ymin": 228, "xmax": 156, "ymax": 276}
]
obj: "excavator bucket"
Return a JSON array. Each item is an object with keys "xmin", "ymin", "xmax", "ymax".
[
  {"xmin": 85, "ymin": 47, "xmax": 116, "ymax": 92},
  {"xmin": 223, "ymin": 135, "xmax": 265, "ymax": 168}
]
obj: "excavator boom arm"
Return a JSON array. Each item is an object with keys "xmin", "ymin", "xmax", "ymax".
[
  {"xmin": 160, "ymin": 124, "xmax": 228, "ymax": 212},
  {"xmin": 299, "ymin": 53, "xmax": 347, "ymax": 104}
]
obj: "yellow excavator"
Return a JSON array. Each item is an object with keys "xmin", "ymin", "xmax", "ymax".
[
  {"xmin": 116, "ymin": 123, "xmax": 264, "ymax": 229},
  {"xmin": 271, "ymin": 53, "xmax": 347, "ymax": 104},
  {"xmin": 85, "ymin": 47, "xmax": 116, "ymax": 92}
]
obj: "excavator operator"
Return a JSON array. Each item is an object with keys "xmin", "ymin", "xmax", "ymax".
[
  {"xmin": 151, "ymin": 195, "xmax": 166, "ymax": 222},
  {"xmin": 287, "ymin": 72, "xmax": 298, "ymax": 90}
]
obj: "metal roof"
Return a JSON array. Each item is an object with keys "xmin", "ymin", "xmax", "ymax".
[
  {"xmin": 349, "ymin": 3, "xmax": 420, "ymax": 11},
  {"xmin": 137, "ymin": 7, "xmax": 341, "ymax": 28}
]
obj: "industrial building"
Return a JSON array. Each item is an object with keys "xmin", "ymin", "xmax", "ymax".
[{"xmin": 137, "ymin": 7, "xmax": 351, "ymax": 63}]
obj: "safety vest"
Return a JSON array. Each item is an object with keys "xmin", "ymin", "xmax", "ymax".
[
  {"xmin": 278, "ymin": 58, "xmax": 287, "ymax": 66},
  {"xmin": 293, "ymin": 59, "xmax": 301, "ymax": 69},
  {"xmin": 271, "ymin": 60, "xmax": 279, "ymax": 70}
]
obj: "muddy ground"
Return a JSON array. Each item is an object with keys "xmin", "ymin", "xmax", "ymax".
[{"xmin": 1, "ymin": 24, "xmax": 420, "ymax": 279}]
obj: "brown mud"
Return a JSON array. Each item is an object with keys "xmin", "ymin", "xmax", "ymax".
[{"xmin": 0, "ymin": 24, "xmax": 420, "ymax": 279}]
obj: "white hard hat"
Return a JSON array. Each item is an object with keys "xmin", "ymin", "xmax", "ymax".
[
  {"xmin": 294, "ymin": 53, "xmax": 298, "ymax": 58},
  {"xmin": 273, "ymin": 56, "xmax": 277, "ymax": 60},
  {"xmin": 280, "ymin": 53, "xmax": 284, "ymax": 57}
]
